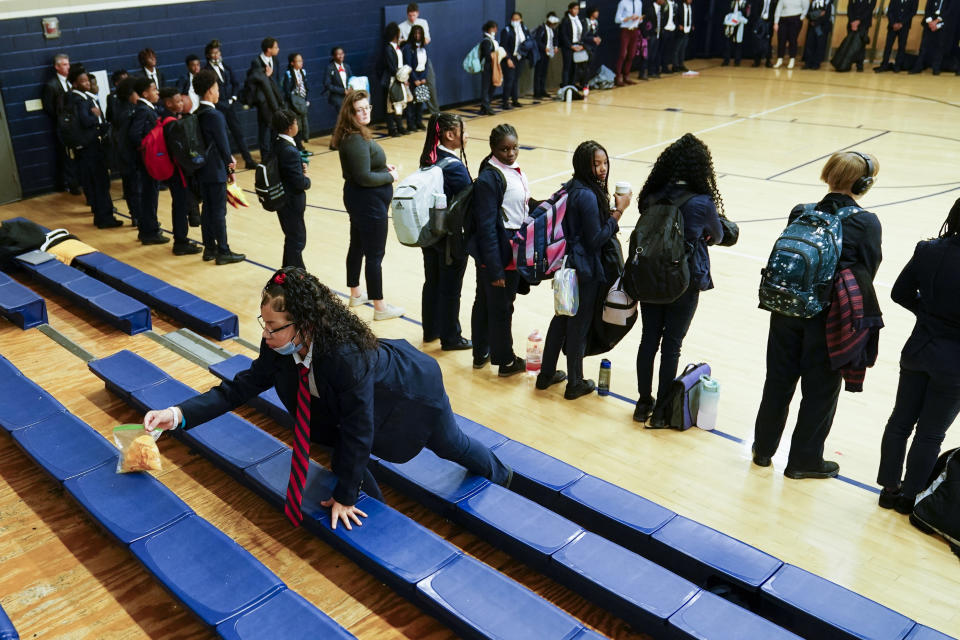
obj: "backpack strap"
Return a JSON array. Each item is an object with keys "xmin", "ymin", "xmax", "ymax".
[
  {"xmin": 835, "ymin": 205, "xmax": 864, "ymax": 220},
  {"xmin": 436, "ymin": 156, "xmax": 457, "ymax": 169}
]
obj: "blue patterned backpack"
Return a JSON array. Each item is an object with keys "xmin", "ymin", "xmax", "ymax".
[{"xmin": 758, "ymin": 204, "xmax": 861, "ymax": 318}]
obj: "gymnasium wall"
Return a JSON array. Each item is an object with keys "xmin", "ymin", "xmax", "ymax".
[{"xmin": 0, "ymin": 0, "xmax": 513, "ymax": 197}]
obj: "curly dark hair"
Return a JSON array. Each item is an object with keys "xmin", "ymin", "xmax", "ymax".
[
  {"xmin": 260, "ymin": 267, "xmax": 378, "ymax": 354},
  {"xmin": 941, "ymin": 198, "xmax": 960, "ymax": 238},
  {"xmin": 637, "ymin": 133, "xmax": 725, "ymax": 217},
  {"xmin": 572, "ymin": 140, "xmax": 610, "ymax": 214}
]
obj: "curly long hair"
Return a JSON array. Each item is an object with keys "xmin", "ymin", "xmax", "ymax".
[
  {"xmin": 637, "ymin": 133, "xmax": 725, "ymax": 216},
  {"xmin": 941, "ymin": 197, "xmax": 960, "ymax": 238},
  {"xmin": 260, "ymin": 267, "xmax": 378, "ymax": 354},
  {"xmin": 572, "ymin": 140, "xmax": 610, "ymax": 214}
]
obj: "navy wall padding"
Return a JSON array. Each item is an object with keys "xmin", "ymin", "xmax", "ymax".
[
  {"xmin": 668, "ymin": 590, "xmax": 804, "ymax": 640},
  {"xmin": 216, "ymin": 589, "xmax": 358, "ymax": 640},
  {"xmin": 0, "ymin": 271, "xmax": 47, "ymax": 329}
]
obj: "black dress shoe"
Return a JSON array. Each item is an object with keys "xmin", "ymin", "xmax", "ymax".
[
  {"xmin": 784, "ymin": 460, "xmax": 839, "ymax": 479},
  {"xmin": 752, "ymin": 59, "xmax": 761, "ymax": 67},
  {"xmin": 69, "ymin": 186, "xmax": 83, "ymax": 196},
  {"xmin": 245, "ymin": 160, "xmax": 259, "ymax": 170},
  {"xmin": 215, "ymin": 250, "xmax": 245, "ymax": 265},
  {"xmin": 172, "ymin": 242, "xmax": 202, "ymax": 256},
  {"xmin": 441, "ymin": 337, "xmax": 473, "ymax": 351},
  {"xmin": 752, "ymin": 447, "xmax": 772, "ymax": 467},
  {"xmin": 535, "ymin": 370, "xmax": 567, "ymax": 390},
  {"xmin": 140, "ymin": 233, "xmax": 170, "ymax": 245},
  {"xmin": 389, "ymin": 130, "xmax": 402, "ymax": 137},
  {"xmin": 96, "ymin": 218, "xmax": 123, "ymax": 229},
  {"xmin": 501, "ymin": 103, "xmax": 514, "ymax": 110},
  {"xmin": 632, "ymin": 396, "xmax": 655, "ymax": 423},
  {"xmin": 512, "ymin": 101, "xmax": 523, "ymax": 108},
  {"xmin": 894, "ymin": 494, "xmax": 916, "ymax": 515},
  {"xmin": 647, "ymin": 414, "xmax": 669, "ymax": 429},
  {"xmin": 497, "ymin": 357, "xmax": 526, "ymax": 377},
  {"xmin": 472, "ymin": 351, "xmax": 490, "ymax": 369},
  {"xmin": 878, "ymin": 486, "xmax": 901, "ymax": 509},
  {"xmin": 130, "ymin": 218, "xmax": 138, "ymax": 228},
  {"xmin": 721, "ymin": 60, "xmax": 730, "ymax": 66},
  {"xmin": 564, "ymin": 379, "xmax": 596, "ymax": 400},
  {"xmin": 423, "ymin": 334, "xmax": 440, "ymax": 343},
  {"xmin": 202, "ymin": 248, "xmax": 216, "ymax": 262},
  {"xmin": 479, "ymin": 107, "xmax": 496, "ymax": 115}
]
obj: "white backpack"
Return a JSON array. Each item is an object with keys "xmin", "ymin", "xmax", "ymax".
[
  {"xmin": 602, "ymin": 276, "xmax": 638, "ymax": 326},
  {"xmin": 391, "ymin": 158, "xmax": 454, "ymax": 247}
]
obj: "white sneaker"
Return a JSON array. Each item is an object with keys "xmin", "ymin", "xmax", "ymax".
[
  {"xmin": 773, "ymin": 58, "xmax": 783, "ymax": 68},
  {"xmin": 787, "ymin": 57, "xmax": 795, "ymax": 69},
  {"xmin": 349, "ymin": 292, "xmax": 368, "ymax": 307},
  {"xmin": 373, "ymin": 304, "xmax": 405, "ymax": 321}
]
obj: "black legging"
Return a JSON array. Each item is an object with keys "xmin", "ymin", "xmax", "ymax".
[
  {"xmin": 636, "ymin": 286, "xmax": 700, "ymax": 409},
  {"xmin": 343, "ymin": 181, "xmax": 392, "ymax": 300},
  {"xmin": 777, "ymin": 15, "xmax": 803, "ymax": 58},
  {"xmin": 541, "ymin": 279, "xmax": 600, "ymax": 386}
]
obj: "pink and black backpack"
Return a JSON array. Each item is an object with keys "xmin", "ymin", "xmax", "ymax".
[{"xmin": 513, "ymin": 184, "xmax": 570, "ymax": 284}]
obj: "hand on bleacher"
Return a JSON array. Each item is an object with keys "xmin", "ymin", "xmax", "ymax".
[{"xmin": 320, "ymin": 497, "xmax": 368, "ymax": 531}]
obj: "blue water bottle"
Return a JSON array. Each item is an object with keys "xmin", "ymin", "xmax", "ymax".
[{"xmin": 598, "ymin": 359, "xmax": 611, "ymax": 396}]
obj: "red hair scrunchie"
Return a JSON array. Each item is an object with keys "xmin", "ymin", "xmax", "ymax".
[{"xmin": 273, "ymin": 273, "xmax": 286, "ymax": 285}]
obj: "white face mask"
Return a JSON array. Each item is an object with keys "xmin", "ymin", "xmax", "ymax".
[
  {"xmin": 512, "ymin": 20, "xmax": 522, "ymax": 28},
  {"xmin": 271, "ymin": 330, "xmax": 301, "ymax": 356}
]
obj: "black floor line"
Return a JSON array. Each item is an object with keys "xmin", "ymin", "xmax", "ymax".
[{"xmin": 766, "ymin": 131, "xmax": 891, "ymax": 180}]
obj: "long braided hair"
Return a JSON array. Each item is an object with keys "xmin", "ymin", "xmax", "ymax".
[
  {"xmin": 940, "ymin": 198, "xmax": 960, "ymax": 238},
  {"xmin": 637, "ymin": 133, "xmax": 725, "ymax": 216},
  {"xmin": 260, "ymin": 267, "xmax": 377, "ymax": 354},
  {"xmin": 571, "ymin": 140, "xmax": 610, "ymax": 215},
  {"xmin": 420, "ymin": 112, "xmax": 468, "ymax": 170},
  {"xmin": 479, "ymin": 123, "xmax": 518, "ymax": 173}
]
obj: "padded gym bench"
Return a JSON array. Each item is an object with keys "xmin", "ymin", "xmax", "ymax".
[
  {"xmin": 0, "ymin": 603, "xmax": 18, "ymax": 640},
  {"xmin": 0, "ymin": 271, "xmax": 47, "ymax": 329}
]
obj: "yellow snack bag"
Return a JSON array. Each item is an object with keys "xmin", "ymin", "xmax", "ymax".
[{"xmin": 113, "ymin": 424, "xmax": 162, "ymax": 473}]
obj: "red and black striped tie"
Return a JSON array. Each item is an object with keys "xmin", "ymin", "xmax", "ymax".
[{"xmin": 284, "ymin": 364, "xmax": 312, "ymax": 526}]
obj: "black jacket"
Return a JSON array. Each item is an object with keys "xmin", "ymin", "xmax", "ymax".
[
  {"xmin": 467, "ymin": 164, "xmax": 513, "ymax": 282},
  {"xmin": 246, "ymin": 55, "xmax": 283, "ymax": 119},
  {"xmin": 275, "ymin": 136, "xmax": 310, "ymax": 212},
  {"xmin": 41, "ymin": 75, "xmax": 69, "ymax": 120},
  {"xmin": 500, "ymin": 23, "xmax": 533, "ymax": 63},
  {"xmin": 204, "ymin": 60, "xmax": 241, "ymax": 103},
  {"xmin": 534, "ymin": 23, "xmax": 558, "ymax": 54},
  {"xmin": 178, "ymin": 338, "xmax": 451, "ymax": 506},
  {"xmin": 559, "ymin": 13, "xmax": 587, "ymax": 50},
  {"xmin": 129, "ymin": 100, "xmax": 160, "ymax": 158},
  {"xmin": 380, "ymin": 43, "xmax": 402, "ymax": 88},
  {"xmin": 323, "ymin": 61, "xmax": 353, "ymax": 105},
  {"xmin": 133, "ymin": 67, "xmax": 166, "ymax": 89},
  {"xmin": 847, "ymin": 0, "xmax": 876, "ymax": 29},
  {"xmin": 562, "ymin": 179, "xmax": 620, "ymax": 281},
  {"xmin": 195, "ymin": 104, "xmax": 231, "ymax": 183},
  {"xmin": 112, "ymin": 101, "xmax": 138, "ymax": 173},
  {"xmin": 886, "ymin": 0, "xmax": 918, "ymax": 25},
  {"xmin": 64, "ymin": 91, "xmax": 104, "ymax": 150}
]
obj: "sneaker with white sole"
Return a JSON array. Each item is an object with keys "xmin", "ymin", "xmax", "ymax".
[
  {"xmin": 373, "ymin": 304, "xmax": 405, "ymax": 321},
  {"xmin": 787, "ymin": 57, "xmax": 795, "ymax": 69},
  {"xmin": 773, "ymin": 58, "xmax": 783, "ymax": 68},
  {"xmin": 349, "ymin": 293, "xmax": 369, "ymax": 307}
]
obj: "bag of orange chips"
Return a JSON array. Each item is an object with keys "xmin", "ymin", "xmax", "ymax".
[{"xmin": 113, "ymin": 424, "xmax": 162, "ymax": 473}]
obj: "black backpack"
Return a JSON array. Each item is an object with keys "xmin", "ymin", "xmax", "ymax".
[
  {"xmin": 911, "ymin": 448, "xmax": 960, "ymax": 560},
  {"xmin": 442, "ymin": 167, "xmax": 506, "ymax": 267},
  {"xmin": 57, "ymin": 101, "xmax": 94, "ymax": 150},
  {"xmin": 255, "ymin": 154, "xmax": 287, "ymax": 212},
  {"xmin": 164, "ymin": 115, "xmax": 206, "ymax": 177},
  {"xmin": 622, "ymin": 193, "xmax": 694, "ymax": 304}
]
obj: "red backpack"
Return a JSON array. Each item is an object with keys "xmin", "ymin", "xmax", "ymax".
[{"xmin": 140, "ymin": 116, "xmax": 176, "ymax": 181}]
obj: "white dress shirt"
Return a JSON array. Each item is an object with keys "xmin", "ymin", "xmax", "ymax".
[
  {"xmin": 143, "ymin": 67, "xmax": 158, "ymax": 85},
  {"xmin": 186, "ymin": 73, "xmax": 199, "ymax": 113},
  {"xmin": 569, "ymin": 14, "xmax": 583, "ymax": 43},
  {"xmin": 291, "ymin": 342, "xmax": 318, "ymax": 397},
  {"xmin": 399, "ymin": 17, "xmax": 431, "ymax": 43},
  {"xmin": 489, "ymin": 156, "xmax": 530, "ymax": 231},
  {"xmin": 336, "ymin": 63, "xmax": 347, "ymax": 88},
  {"xmin": 58, "ymin": 73, "xmax": 70, "ymax": 92},
  {"xmin": 682, "ymin": 3, "xmax": 693, "ymax": 30},
  {"xmin": 664, "ymin": 0, "xmax": 677, "ymax": 31},
  {"xmin": 260, "ymin": 53, "xmax": 273, "ymax": 71},
  {"xmin": 615, "ymin": 0, "xmax": 643, "ymax": 29},
  {"xmin": 84, "ymin": 90, "xmax": 104, "ymax": 123},
  {"xmin": 137, "ymin": 97, "xmax": 156, "ymax": 110}
]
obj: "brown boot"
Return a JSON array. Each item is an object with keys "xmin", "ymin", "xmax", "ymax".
[
  {"xmin": 615, "ymin": 75, "xmax": 625, "ymax": 86},
  {"xmin": 624, "ymin": 77, "xmax": 637, "ymax": 85}
]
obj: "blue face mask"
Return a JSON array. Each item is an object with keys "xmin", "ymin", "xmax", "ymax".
[{"xmin": 271, "ymin": 331, "xmax": 301, "ymax": 356}]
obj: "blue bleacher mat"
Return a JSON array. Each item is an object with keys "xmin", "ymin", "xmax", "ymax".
[
  {"xmin": 64, "ymin": 460, "xmax": 193, "ymax": 544},
  {"xmin": 556, "ymin": 474, "xmax": 676, "ymax": 549},
  {"xmin": 216, "ymin": 589, "xmax": 356, "ymax": 640},
  {"xmin": 308, "ymin": 495, "xmax": 462, "ymax": 597},
  {"xmin": 88, "ymin": 350, "xmax": 168, "ymax": 398},
  {"xmin": 0, "ymin": 368, "xmax": 65, "ymax": 432},
  {"xmin": 489, "ymin": 439, "xmax": 585, "ymax": 508},
  {"xmin": 179, "ymin": 413, "xmax": 287, "ymax": 477},
  {"xmin": 11, "ymin": 412, "xmax": 119, "ymax": 482},
  {"xmin": 373, "ymin": 448, "xmax": 488, "ymax": 516},
  {"xmin": 453, "ymin": 414, "xmax": 508, "ymax": 449},
  {"xmin": 131, "ymin": 379, "xmax": 198, "ymax": 413},
  {"xmin": 570, "ymin": 629, "xmax": 606, "ymax": 640},
  {"xmin": 649, "ymin": 515, "xmax": 783, "ymax": 591},
  {"xmin": 129, "ymin": 514, "xmax": 285, "ymax": 627},
  {"xmin": 551, "ymin": 531, "xmax": 699, "ymax": 632},
  {"xmin": 760, "ymin": 564, "xmax": 916, "ymax": 640},
  {"xmin": 0, "ymin": 603, "xmax": 17, "ymax": 640},
  {"xmin": 669, "ymin": 589, "xmax": 803, "ymax": 640},
  {"xmin": 0, "ymin": 271, "xmax": 47, "ymax": 329},
  {"xmin": 905, "ymin": 625, "xmax": 956, "ymax": 640},
  {"xmin": 416, "ymin": 554, "xmax": 586, "ymax": 640},
  {"xmin": 209, "ymin": 354, "xmax": 254, "ymax": 380},
  {"xmin": 457, "ymin": 483, "xmax": 584, "ymax": 572},
  {"xmin": 243, "ymin": 450, "xmax": 341, "ymax": 513}
]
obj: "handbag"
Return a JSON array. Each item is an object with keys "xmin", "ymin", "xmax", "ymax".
[
  {"xmin": 553, "ymin": 257, "xmax": 580, "ymax": 317},
  {"xmin": 717, "ymin": 216, "xmax": 740, "ymax": 247},
  {"xmin": 573, "ymin": 49, "xmax": 589, "ymax": 63},
  {"xmin": 388, "ymin": 79, "xmax": 406, "ymax": 104},
  {"xmin": 414, "ymin": 83, "xmax": 431, "ymax": 103},
  {"xmin": 289, "ymin": 92, "xmax": 308, "ymax": 116}
]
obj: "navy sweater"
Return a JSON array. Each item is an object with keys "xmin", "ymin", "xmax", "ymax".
[{"xmin": 562, "ymin": 179, "xmax": 620, "ymax": 281}]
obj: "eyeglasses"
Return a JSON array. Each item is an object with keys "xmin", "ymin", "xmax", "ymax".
[
  {"xmin": 257, "ymin": 315, "xmax": 295, "ymax": 336},
  {"xmin": 354, "ymin": 105, "xmax": 373, "ymax": 113}
]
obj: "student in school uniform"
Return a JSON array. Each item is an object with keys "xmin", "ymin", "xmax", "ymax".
[
  {"xmin": 144, "ymin": 267, "xmax": 512, "ymax": 530},
  {"xmin": 271, "ymin": 109, "xmax": 311, "ymax": 269},
  {"xmin": 177, "ymin": 55, "xmax": 201, "ymax": 114},
  {"xmin": 539, "ymin": 141, "xmax": 629, "ymax": 400},
  {"xmin": 533, "ymin": 13, "xmax": 561, "ymax": 97},
  {"xmin": 479, "ymin": 21, "xmax": 499, "ymax": 116},
  {"xmin": 615, "ymin": 0, "xmax": 644, "ymax": 85},
  {"xmin": 158, "ymin": 88, "xmax": 202, "ymax": 256},
  {"xmin": 722, "ymin": 0, "xmax": 751, "ymax": 67},
  {"xmin": 875, "ymin": 0, "xmax": 918, "ymax": 72},
  {"xmin": 753, "ymin": 151, "xmax": 882, "ymax": 479},
  {"xmin": 660, "ymin": 0, "xmax": 679, "ymax": 73},
  {"xmin": 323, "ymin": 47, "xmax": 352, "ymax": 129},
  {"xmin": 559, "ymin": 2, "xmax": 587, "ymax": 86},
  {"xmin": 380, "ymin": 22, "xmax": 408, "ymax": 136},
  {"xmin": 909, "ymin": 0, "xmax": 948, "ymax": 74},
  {"xmin": 641, "ymin": 0, "xmax": 665, "ymax": 79},
  {"xmin": 846, "ymin": 0, "xmax": 876, "ymax": 72},
  {"xmin": 134, "ymin": 48, "xmax": 166, "ymax": 89},
  {"xmin": 469, "ymin": 124, "xmax": 531, "ymax": 377},
  {"xmin": 193, "ymin": 69, "xmax": 245, "ymax": 265},
  {"xmin": 500, "ymin": 12, "xmax": 532, "ymax": 109},
  {"xmin": 112, "ymin": 77, "xmax": 141, "ymax": 227},
  {"xmin": 583, "ymin": 7, "xmax": 604, "ymax": 79},
  {"xmin": 65, "ymin": 67, "xmax": 122, "ymax": 229},
  {"xmin": 751, "ymin": 0, "xmax": 777, "ymax": 67},
  {"xmin": 802, "ymin": 0, "xmax": 833, "ymax": 70},
  {"xmin": 419, "ymin": 112, "xmax": 473, "ymax": 351},
  {"xmin": 128, "ymin": 77, "xmax": 168, "ymax": 245},
  {"xmin": 105, "ymin": 69, "xmax": 128, "ymax": 126},
  {"xmin": 399, "ymin": 3, "xmax": 439, "ymax": 117},
  {"xmin": 332, "ymin": 90, "xmax": 404, "ymax": 321},
  {"xmin": 402, "ymin": 25, "xmax": 429, "ymax": 131},
  {"xmin": 676, "ymin": 0, "xmax": 695, "ymax": 71},
  {"xmin": 633, "ymin": 134, "xmax": 724, "ymax": 426},
  {"xmin": 877, "ymin": 199, "xmax": 960, "ymax": 514},
  {"xmin": 41, "ymin": 53, "xmax": 80, "ymax": 195},
  {"xmin": 772, "ymin": 0, "xmax": 809, "ymax": 68},
  {"xmin": 281, "ymin": 52, "xmax": 311, "ymax": 154},
  {"xmin": 247, "ymin": 38, "xmax": 284, "ymax": 156},
  {"xmin": 204, "ymin": 40, "xmax": 257, "ymax": 170}
]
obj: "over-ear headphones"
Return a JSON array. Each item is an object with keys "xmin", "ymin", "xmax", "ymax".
[{"xmin": 850, "ymin": 151, "xmax": 875, "ymax": 196}]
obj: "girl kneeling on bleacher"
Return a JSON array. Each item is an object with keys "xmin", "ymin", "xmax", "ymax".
[{"xmin": 144, "ymin": 267, "xmax": 512, "ymax": 530}]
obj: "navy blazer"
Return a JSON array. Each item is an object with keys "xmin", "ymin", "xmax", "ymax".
[
  {"xmin": 380, "ymin": 43, "xmax": 402, "ymax": 88},
  {"xmin": 892, "ymin": 236, "xmax": 960, "ymax": 374},
  {"xmin": 435, "ymin": 149, "xmax": 471, "ymax": 201},
  {"xmin": 275, "ymin": 136, "xmax": 310, "ymax": 212},
  {"xmin": 65, "ymin": 91, "xmax": 103, "ymax": 149},
  {"xmin": 246, "ymin": 56, "xmax": 283, "ymax": 114},
  {"xmin": 500, "ymin": 24, "xmax": 533, "ymax": 62},
  {"xmin": 534, "ymin": 23, "xmax": 557, "ymax": 54},
  {"xmin": 467, "ymin": 165, "xmax": 512, "ymax": 282},
  {"xmin": 129, "ymin": 100, "xmax": 160, "ymax": 155},
  {"xmin": 886, "ymin": 0, "xmax": 918, "ymax": 24},
  {"xmin": 847, "ymin": 0, "xmax": 876, "ymax": 28},
  {"xmin": 563, "ymin": 179, "xmax": 620, "ymax": 281},
  {"xmin": 280, "ymin": 68, "xmax": 308, "ymax": 103},
  {"xmin": 195, "ymin": 104, "xmax": 231, "ymax": 183},
  {"xmin": 402, "ymin": 43, "xmax": 428, "ymax": 82},
  {"xmin": 133, "ymin": 67, "xmax": 167, "ymax": 89},
  {"xmin": 323, "ymin": 61, "xmax": 352, "ymax": 105},
  {"xmin": 559, "ymin": 14, "xmax": 587, "ymax": 50},
  {"xmin": 178, "ymin": 338, "xmax": 450, "ymax": 505},
  {"xmin": 204, "ymin": 60, "xmax": 241, "ymax": 102},
  {"xmin": 113, "ymin": 102, "xmax": 138, "ymax": 172}
]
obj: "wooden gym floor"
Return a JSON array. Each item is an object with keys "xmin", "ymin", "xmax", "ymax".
[{"xmin": 1, "ymin": 60, "xmax": 959, "ymax": 638}]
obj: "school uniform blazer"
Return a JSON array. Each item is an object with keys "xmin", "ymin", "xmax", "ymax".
[
  {"xmin": 323, "ymin": 61, "xmax": 352, "ymax": 105},
  {"xmin": 178, "ymin": 338, "xmax": 450, "ymax": 506},
  {"xmin": 402, "ymin": 43, "xmax": 428, "ymax": 82},
  {"xmin": 500, "ymin": 24, "xmax": 533, "ymax": 63},
  {"xmin": 751, "ymin": 0, "xmax": 780, "ymax": 23},
  {"xmin": 641, "ymin": 0, "xmax": 662, "ymax": 35},
  {"xmin": 479, "ymin": 36, "xmax": 497, "ymax": 72},
  {"xmin": 195, "ymin": 104, "xmax": 230, "ymax": 183},
  {"xmin": 41, "ymin": 76, "xmax": 69, "ymax": 120},
  {"xmin": 204, "ymin": 60, "xmax": 241, "ymax": 102},
  {"xmin": 435, "ymin": 149, "xmax": 471, "ymax": 202},
  {"xmin": 128, "ymin": 101, "xmax": 159, "ymax": 155},
  {"xmin": 380, "ymin": 43, "xmax": 402, "ymax": 88},
  {"xmin": 563, "ymin": 179, "xmax": 620, "ymax": 281},
  {"xmin": 276, "ymin": 136, "xmax": 310, "ymax": 211},
  {"xmin": 886, "ymin": 0, "xmax": 918, "ymax": 25},
  {"xmin": 559, "ymin": 14, "xmax": 587, "ymax": 50},
  {"xmin": 281, "ymin": 68, "xmax": 309, "ymax": 104},
  {"xmin": 534, "ymin": 23, "xmax": 557, "ymax": 54},
  {"xmin": 847, "ymin": 0, "xmax": 876, "ymax": 28},
  {"xmin": 467, "ymin": 165, "xmax": 513, "ymax": 282},
  {"xmin": 133, "ymin": 68, "xmax": 167, "ymax": 89},
  {"xmin": 113, "ymin": 102, "xmax": 138, "ymax": 172},
  {"xmin": 892, "ymin": 236, "xmax": 960, "ymax": 373},
  {"xmin": 64, "ymin": 92, "xmax": 102, "ymax": 149},
  {"xmin": 923, "ymin": 0, "xmax": 944, "ymax": 23}
]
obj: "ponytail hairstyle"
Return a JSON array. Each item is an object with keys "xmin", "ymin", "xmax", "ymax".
[
  {"xmin": 572, "ymin": 140, "xmax": 610, "ymax": 215},
  {"xmin": 420, "ymin": 112, "xmax": 468, "ymax": 169},
  {"xmin": 940, "ymin": 197, "xmax": 960, "ymax": 238},
  {"xmin": 637, "ymin": 133, "xmax": 724, "ymax": 216},
  {"xmin": 480, "ymin": 123, "xmax": 518, "ymax": 172},
  {"xmin": 260, "ymin": 267, "xmax": 378, "ymax": 355}
]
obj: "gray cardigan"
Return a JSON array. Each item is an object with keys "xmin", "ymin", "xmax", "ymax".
[{"xmin": 338, "ymin": 133, "xmax": 392, "ymax": 187}]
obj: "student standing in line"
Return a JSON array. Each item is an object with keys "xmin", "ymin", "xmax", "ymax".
[
  {"xmin": 660, "ymin": 0, "xmax": 679, "ymax": 73},
  {"xmin": 675, "ymin": 0, "xmax": 694, "ymax": 72},
  {"xmin": 158, "ymin": 88, "xmax": 202, "ymax": 256},
  {"xmin": 65, "ymin": 67, "xmax": 122, "ymax": 229},
  {"xmin": 479, "ymin": 21, "xmax": 499, "ymax": 116},
  {"xmin": 271, "ymin": 109, "xmax": 311, "ymax": 269},
  {"xmin": 402, "ymin": 25, "xmax": 429, "ymax": 131},
  {"xmin": 802, "ymin": 0, "xmax": 833, "ymax": 70},
  {"xmin": 559, "ymin": 2, "xmax": 587, "ymax": 87},
  {"xmin": 533, "ymin": 13, "xmax": 561, "ymax": 97},
  {"xmin": 381, "ymin": 22, "xmax": 408, "ymax": 136},
  {"xmin": 134, "ymin": 48, "xmax": 166, "ymax": 88},
  {"xmin": 281, "ymin": 52, "xmax": 311, "ymax": 154},
  {"xmin": 468, "ymin": 124, "xmax": 530, "ymax": 377},
  {"xmin": 877, "ymin": 199, "xmax": 960, "ymax": 514},
  {"xmin": 323, "ymin": 47, "xmax": 353, "ymax": 141},
  {"xmin": 144, "ymin": 267, "xmax": 512, "ymax": 530},
  {"xmin": 178, "ymin": 55, "xmax": 201, "ymax": 113},
  {"xmin": 583, "ymin": 7, "xmax": 604, "ymax": 79},
  {"xmin": 332, "ymin": 90, "xmax": 404, "ymax": 321},
  {"xmin": 500, "ymin": 12, "xmax": 531, "ymax": 110},
  {"xmin": 875, "ymin": 0, "xmax": 918, "ymax": 72},
  {"xmin": 113, "ymin": 77, "xmax": 141, "ymax": 227},
  {"xmin": 614, "ymin": 0, "xmax": 644, "ymax": 86},
  {"xmin": 419, "ymin": 112, "xmax": 473, "ymax": 351},
  {"xmin": 128, "ymin": 77, "xmax": 168, "ymax": 245},
  {"xmin": 105, "ymin": 69, "xmax": 128, "ymax": 125},
  {"xmin": 641, "ymin": 0, "xmax": 665, "ymax": 80},
  {"xmin": 751, "ymin": 0, "xmax": 777, "ymax": 67},
  {"xmin": 539, "ymin": 141, "xmax": 628, "ymax": 400},
  {"xmin": 634, "ymin": 134, "xmax": 724, "ymax": 425},
  {"xmin": 193, "ymin": 70, "xmax": 245, "ymax": 265},
  {"xmin": 204, "ymin": 40, "xmax": 257, "ymax": 170},
  {"xmin": 247, "ymin": 38, "xmax": 284, "ymax": 156},
  {"xmin": 773, "ymin": 0, "xmax": 809, "ymax": 68},
  {"xmin": 909, "ymin": 0, "xmax": 948, "ymax": 74},
  {"xmin": 846, "ymin": 0, "xmax": 876, "ymax": 72},
  {"xmin": 399, "ymin": 3, "xmax": 439, "ymax": 117},
  {"xmin": 753, "ymin": 151, "xmax": 882, "ymax": 479},
  {"xmin": 722, "ymin": 0, "xmax": 751, "ymax": 67}
]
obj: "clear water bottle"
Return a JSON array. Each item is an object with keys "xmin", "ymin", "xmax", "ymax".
[
  {"xmin": 526, "ymin": 330, "xmax": 543, "ymax": 373},
  {"xmin": 597, "ymin": 359, "xmax": 611, "ymax": 396},
  {"xmin": 582, "ymin": 85, "xmax": 590, "ymax": 98},
  {"xmin": 696, "ymin": 375, "xmax": 720, "ymax": 431}
]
